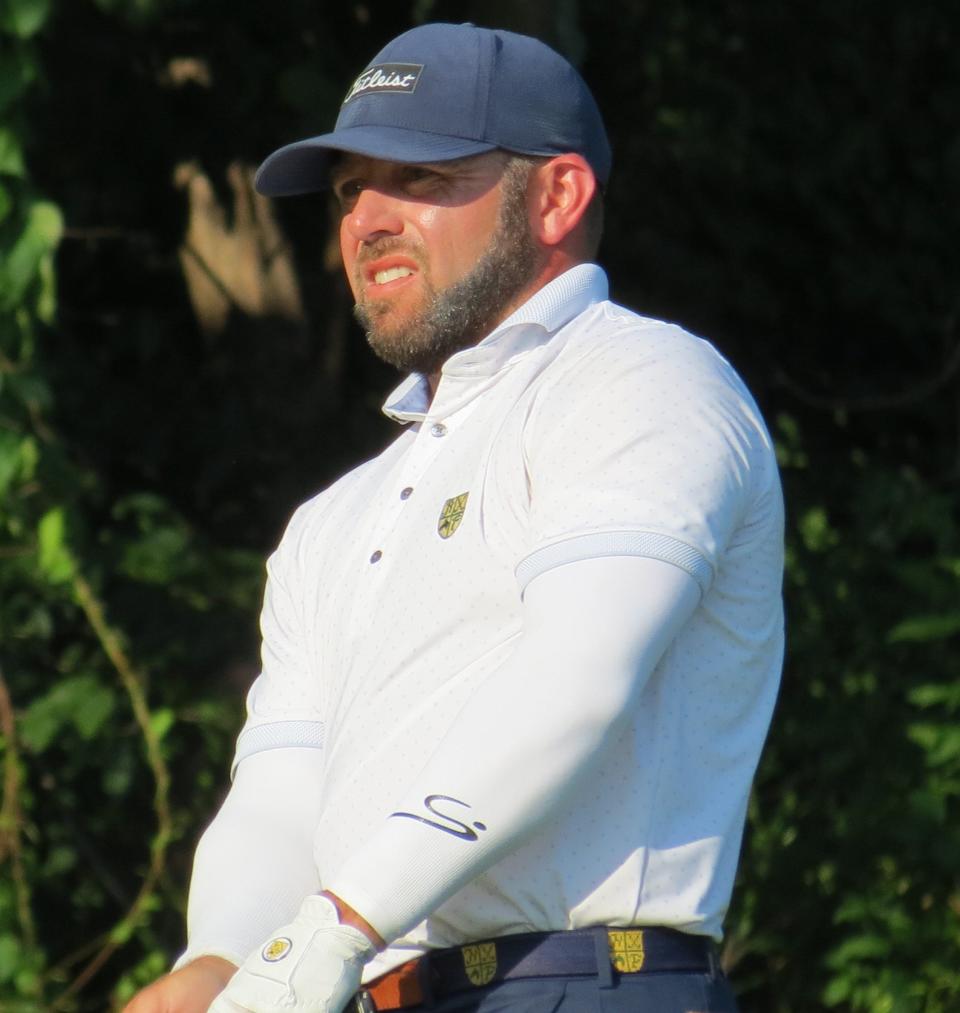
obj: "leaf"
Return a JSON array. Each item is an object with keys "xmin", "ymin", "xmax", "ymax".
[
  {"xmin": 910, "ymin": 683, "xmax": 960, "ymax": 711},
  {"xmin": 0, "ymin": 429, "xmax": 22, "ymax": 497},
  {"xmin": 0, "ymin": 0, "xmax": 52, "ymax": 38},
  {"xmin": 0, "ymin": 933, "xmax": 21, "ymax": 983},
  {"xmin": 798, "ymin": 506, "xmax": 838, "ymax": 552},
  {"xmin": 825, "ymin": 933, "xmax": 892, "ymax": 968},
  {"xmin": 35, "ymin": 246, "xmax": 56, "ymax": 322},
  {"xmin": 120, "ymin": 525, "xmax": 190, "ymax": 584},
  {"xmin": 5, "ymin": 369, "xmax": 52, "ymax": 413},
  {"xmin": 888, "ymin": 613, "xmax": 960, "ymax": 644},
  {"xmin": 0, "ymin": 43, "xmax": 36, "ymax": 112},
  {"xmin": 907, "ymin": 788, "xmax": 947, "ymax": 825},
  {"xmin": 37, "ymin": 506, "xmax": 76, "ymax": 584},
  {"xmin": 0, "ymin": 200, "xmax": 64, "ymax": 311},
  {"xmin": 43, "ymin": 844, "xmax": 77, "ymax": 875},
  {"xmin": 907, "ymin": 723, "xmax": 960, "ymax": 768},
  {"xmin": 14, "ymin": 967, "xmax": 41, "ymax": 998},
  {"xmin": 17, "ymin": 432, "xmax": 38, "ymax": 481},
  {"xmin": 111, "ymin": 491, "xmax": 169, "ymax": 519},
  {"xmin": 822, "ymin": 975, "xmax": 852, "ymax": 1007},
  {"xmin": 0, "ymin": 126, "xmax": 25, "ymax": 176},
  {"xmin": 109, "ymin": 919, "xmax": 135, "ymax": 945},
  {"xmin": 102, "ymin": 754, "xmax": 134, "ymax": 796},
  {"xmin": 18, "ymin": 696, "xmax": 62, "ymax": 752},
  {"xmin": 73, "ymin": 682, "xmax": 116, "ymax": 739},
  {"xmin": 149, "ymin": 706, "xmax": 174, "ymax": 742},
  {"xmin": 19, "ymin": 675, "xmax": 109, "ymax": 751}
]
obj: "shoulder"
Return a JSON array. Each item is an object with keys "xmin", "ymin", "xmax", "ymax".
[
  {"xmin": 269, "ymin": 433, "xmax": 409, "ymax": 573},
  {"xmin": 556, "ymin": 299, "xmax": 745, "ymax": 392},
  {"xmin": 535, "ymin": 299, "xmax": 768, "ymax": 439},
  {"xmin": 523, "ymin": 299, "xmax": 781, "ymax": 509}
]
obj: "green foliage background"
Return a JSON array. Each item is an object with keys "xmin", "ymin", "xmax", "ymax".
[{"xmin": 0, "ymin": 1, "xmax": 957, "ymax": 1010}]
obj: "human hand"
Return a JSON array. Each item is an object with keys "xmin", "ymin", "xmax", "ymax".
[
  {"xmin": 122, "ymin": 955, "xmax": 237, "ymax": 1013},
  {"xmin": 207, "ymin": 895, "xmax": 376, "ymax": 1012}
]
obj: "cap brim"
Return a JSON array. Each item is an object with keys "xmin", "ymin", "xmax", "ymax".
[{"xmin": 254, "ymin": 127, "xmax": 498, "ymax": 196}]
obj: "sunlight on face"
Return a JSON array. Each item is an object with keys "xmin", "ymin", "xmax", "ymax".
[{"xmin": 335, "ymin": 153, "xmax": 541, "ymax": 374}]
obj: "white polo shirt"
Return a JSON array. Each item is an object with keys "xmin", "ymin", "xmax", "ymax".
[{"xmin": 233, "ymin": 264, "xmax": 784, "ymax": 980}]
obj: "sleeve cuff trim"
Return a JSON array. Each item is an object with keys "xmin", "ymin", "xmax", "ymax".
[
  {"xmin": 231, "ymin": 720, "xmax": 325, "ymax": 779},
  {"xmin": 515, "ymin": 531, "xmax": 714, "ymax": 593}
]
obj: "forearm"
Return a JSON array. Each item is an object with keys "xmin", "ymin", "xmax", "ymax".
[
  {"xmin": 123, "ymin": 955, "xmax": 237, "ymax": 1012},
  {"xmin": 176, "ymin": 746, "xmax": 325, "ymax": 968},
  {"xmin": 327, "ymin": 554, "xmax": 701, "ymax": 942}
]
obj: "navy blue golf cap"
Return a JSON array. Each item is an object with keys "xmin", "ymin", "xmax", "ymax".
[{"xmin": 255, "ymin": 23, "xmax": 611, "ymax": 196}]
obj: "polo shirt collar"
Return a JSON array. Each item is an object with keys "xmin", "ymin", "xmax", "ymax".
[{"xmin": 383, "ymin": 264, "xmax": 608, "ymax": 423}]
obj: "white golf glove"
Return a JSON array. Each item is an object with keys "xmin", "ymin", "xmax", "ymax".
[{"xmin": 207, "ymin": 895, "xmax": 376, "ymax": 1013}]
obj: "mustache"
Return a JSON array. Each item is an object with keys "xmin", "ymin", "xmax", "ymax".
[{"xmin": 356, "ymin": 236, "xmax": 425, "ymax": 268}]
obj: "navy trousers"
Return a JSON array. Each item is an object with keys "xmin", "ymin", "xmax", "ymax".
[{"xmin": 393, "ymin": 970, "xmax": 740, "ymax": 1011}]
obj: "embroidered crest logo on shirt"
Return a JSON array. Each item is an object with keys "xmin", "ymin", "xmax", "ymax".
[
  {"xmin": 462, "ymin": 942, "xmax": 498, "ymax": 986},
  {"xmin": 343, "ymin": 63, "xmax": 424, "ymax": 104},
  {"xmin": 608, "ymin": 929, "xmax": 645, "ymax": 972},
  {"xmin": 261, "ymin": 936, "xmax": 293, "ymax": 962},
  {"xmin": 438, "ymin": 493, "xmax": 469, "ymax": 539}
]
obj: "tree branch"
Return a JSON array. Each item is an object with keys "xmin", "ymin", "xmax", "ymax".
[
  {"xmin": 0, "ymin": 667, "xmax": 37, "ymax": 952},
  {"xmin": 49, "ymin": 573, "xmax": 174, "ymax": 1008},
  {"xmin": 775, "ymin": 312, "xmax": 960, "ymax": 414}
]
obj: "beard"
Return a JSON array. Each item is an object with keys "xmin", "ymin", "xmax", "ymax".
[{"xmin": 352, "ymin": 165, "xmax": 541, "ymax": 376}]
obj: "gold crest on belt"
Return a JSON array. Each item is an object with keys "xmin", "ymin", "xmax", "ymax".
[
  {"xmin": 608, "ymin": 929, "xmax": 645, "ymax": 972},
  {"xmin": 438, "ymin": 492, "xmax": 469, "ymax": 539},
  {"xmin": 461, "ymin": 942, "xmax": 497, "ymax": 986}
]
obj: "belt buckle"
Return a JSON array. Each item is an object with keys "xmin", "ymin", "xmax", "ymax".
[{"xmin": 353, "ymin": 990, "xmax": 377, "ymax": 1012}]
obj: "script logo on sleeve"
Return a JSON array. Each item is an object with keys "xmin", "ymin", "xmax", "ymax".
[
  {"xmin": 343, "ymin": 63, "xmax": 424, "ymax": 104},
  {"xmin": 389, "ymin": 794, "xmax": 488, "ymax": 841}
]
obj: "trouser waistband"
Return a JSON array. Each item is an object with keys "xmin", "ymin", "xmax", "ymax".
[{"xmin": 355, "ymin": 926, "xmax": 717, "ymax": 1011}]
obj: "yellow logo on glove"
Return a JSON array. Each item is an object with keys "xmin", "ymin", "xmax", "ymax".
[{"xmin": 261, "ymin": 936, "xmax": 293, "ymax": 962}]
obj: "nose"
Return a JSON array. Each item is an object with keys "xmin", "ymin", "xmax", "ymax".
[{"xmin": 342, "ymin": 187, "xmax": 405, "ymax": 244}]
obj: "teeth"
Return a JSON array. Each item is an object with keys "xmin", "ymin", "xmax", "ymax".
[{"xmin": 374, "ymin": 266, "xmax": 414, "ymax": 285}]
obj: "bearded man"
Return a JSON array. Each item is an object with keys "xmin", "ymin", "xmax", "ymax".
[{"xmin": 126, "ymin": 22, "xmax": 783, "ymax": 1013}]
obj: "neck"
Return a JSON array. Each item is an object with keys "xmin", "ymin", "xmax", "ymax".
[{"xmin": 426, "ymin": 253, "xmax": 586, "ymax": 400}]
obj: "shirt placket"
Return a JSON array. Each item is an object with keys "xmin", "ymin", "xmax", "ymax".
[{"xmin": 348, "ymin": 397, "xmax": 482, "ymax": 627}]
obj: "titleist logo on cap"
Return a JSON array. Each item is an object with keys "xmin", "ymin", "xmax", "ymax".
[{"xmin": 343, "ymin": 63, "xmax": 424, "ymax": 104}]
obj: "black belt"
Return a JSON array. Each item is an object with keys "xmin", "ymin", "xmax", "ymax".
[{"xmin": 356, "ymin": 926, "xmax": 717, "ymax": 1010}]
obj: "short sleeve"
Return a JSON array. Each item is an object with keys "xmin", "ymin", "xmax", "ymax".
[
  {"xmin": 516, "ymin": 319, "xmax": 775, "ymax": 595},
  {"xmin": 232, "ymin": 505, "xmax": 325, "ymax": 777}
]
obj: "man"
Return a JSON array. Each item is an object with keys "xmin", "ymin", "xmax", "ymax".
[{"xmin": 126, "ymin": 22, "xmax": 783, "ymax": 1013}]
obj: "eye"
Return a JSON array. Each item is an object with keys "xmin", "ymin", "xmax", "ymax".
[
  {"xmin": 333, "ymin": 178, "xmax": 364, "ymax": 210},
  {"xmin": 401, "ymin": 166, "xmax": 433, "ymax": 180},
  {"xmin": 399, "ymin": 165, "xmax": 447, "ymax": 193}
]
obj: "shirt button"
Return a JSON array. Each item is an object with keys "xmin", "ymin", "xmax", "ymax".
[
  {"xmin": 430, "ymin": 422, "xmax": 447, "ymax": 438},
  {"xmin": 400, "ymin": 487, "xmax": 413, "ymax": 500},
  {"xmin": 370, "ymin": 550, "xmax": 382, "ymax": 564}
]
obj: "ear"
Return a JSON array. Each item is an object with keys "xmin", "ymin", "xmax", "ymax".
[{"xmin": 528, "ymin": 154, "xmax": 597, "ymax": 248}]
